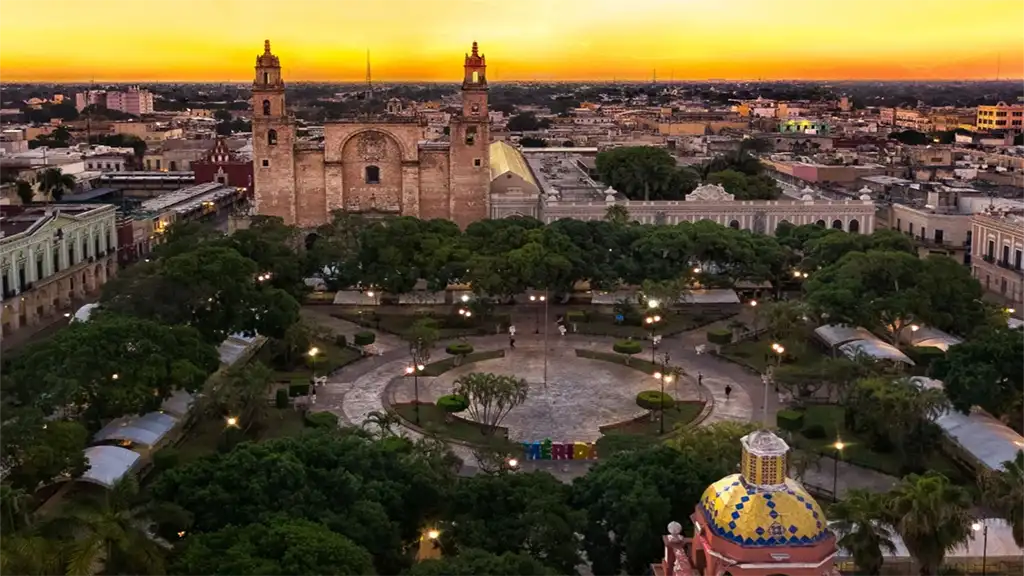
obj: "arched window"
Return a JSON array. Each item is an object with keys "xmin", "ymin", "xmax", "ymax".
[
  {"xmin": 268, "ymin": 129, "xmax": 277, "ymax": 146},
  {"xmin": 729, "ymin": 220, "xmax": 740, "ymax": 229},
  {"xmin": 832, "ymin": 219, "xmax": 843, "ymax": 229},
  {"xmin": 815, "ymin": 219, "xmax": 826, "ymax": 227},
  {"xmin": 465, "ymin": 126, "xmax": 477, "ymax": 145},
  {"xmin": 849, "ymin": 219, "xmax": 860, "ymax": 233},
  {"xmin": 471, "ymin": 71, "xmax": 479, "ymax": 83},
  {"xmin": 263, "ymin": 72, "xmax": 269, "ymax": 84},
  {"xmin": 262, "ymin": 99, "xmax": 271, "ymax": 116},
  {"xmin": 365, "ymin": 165, "xmax": 380, "ymax": 184}
]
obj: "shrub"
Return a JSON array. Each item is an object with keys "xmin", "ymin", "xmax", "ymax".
[
  {"xmin": 908, "ymin": 345, "xmax": 946, "ymax": 368},
  {"xmin": 152, "ymin": 448, "xmax": 179, "ymax": 472},
  {"xmin": 334, "ymin": 334, "xmax": 348, "ymax": 348},
  {"xmin": 801, "ymin": 424, "xmax": 827, "ymax": 439},
  {"xmin": 288, "ymin": 382, "xmax": 311, "ymax": 397},
  {"xmin": 446, "ymin": 342, "xmax": 475, "ymax": 356},
  {"xmin": 613, "ymin": 340, "xmax": 643, "ymax": 355},
  {"xmin": 436, "ymin": 394, "xmax": 469, "ymax": 414},
  {"xmin": 636, "ymin": 390, "xmax": 674, "ymax": 411},
  {"xmin": 706, "ymin": 328, "xmax": 733, "ymax": 346},
  {"xmin": 304, "ymin": 411, "xmax": 339, "ymax": 429},
  {"xmin": 776, "ymin": 409, "xmax": 805, "ymax": 432},
  {"xmin": 566, "ymin": 310, "xmax": 587, "ymax": 323},
  {"xmin": 275, "ymin": 388, "xmax": 289, "ymax": 409},
  {"xmin": 353, "ymin": 331, "xmax": 376, "ymax": 346}
]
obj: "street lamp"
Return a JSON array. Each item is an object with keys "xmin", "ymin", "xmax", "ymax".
[
  {"xmin": 1006, "ymin": 307, "xmax": 1016, "ymax": 315},
  {"xmin": 771, "ymin": 342, "xmax": 785, "ymax": 366},
  {"xmin": 972, "ymin": 521, "xmax": 989, "ymax": 576},
  {"xmin": 647, "ymin": 299, "xmax": 660, "ymax": 309},
  {"xmin": 529, "ymin": 294, "xmax": 546, "ymax": 334},
  {"xmin": 750, "ymin": 300, "xmax": 759, "ymax": 336},
  {"xmin": 910, "ymin": 324, "xmax": 920, "ymax": 332},
  {"xmin": 645, "ymin": 314, "xmax": 662, "ymax": 362},
  {"xmin": 426, "ymin": 529, "xmax": 440, "ymax": 540},
  {"xmin": 226, "ymin": 416, "xmax": 239, "ymax": 428},
  {"xmin": 111, "ymin": 373, "xmax": 119, "ymax": 380},
  {"xmin": 460, "ymin": 294, "xmax": 470, "ymax": 303},
  {"xmin": 506, "ymin": 457, "xmax": 519, "ymax": 471},
  {"xmin": 308, "ymin": 347, "xmax": 319, "ymax": 384},
  {"xmin": 832, "ymin": 440, "xmax": 845, "ymax": 502},
  {"xmin": 458, "ymin": 308, "xmax": 472, "ymax": 318},
  {"xmin": 653, "ymin": 353, "xmax": 674, "ymax": 435},
  {"xmin": 406, "ymin": 364, "xmax": 425, "ymax": 424}
]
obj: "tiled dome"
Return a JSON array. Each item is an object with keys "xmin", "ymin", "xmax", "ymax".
[{"xmin": 699, "ymin": 473, "xmax": 829, "ymax": 548}]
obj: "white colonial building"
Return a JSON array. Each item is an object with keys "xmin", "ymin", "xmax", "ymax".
[
  {"xmin": 538, "ymin": 183, "xmax": 875, "ymax": 234},
  {"xmin": 1, "ymin": 204, "xmax": 118, "ymax": 337}
]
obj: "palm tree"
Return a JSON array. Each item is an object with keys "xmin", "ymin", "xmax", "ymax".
[
  {"xmin": 38, "ymin": 167, "xmax": 77, "ymax": 203},
  {"xmin": 14, "ymin": 179, "xmax": 34, "ymax": 204},
  {"xmin": 45, "ymin": 476, "xmax": 167, "ymax": 575},
  {"xmin": 363, "ymin": 410, "xmax": 402, "ymax": 438},
  {"xmin": 0, "ymin": 483, "xmax": 32, "ymax": 533},
  {"xmin": 978, "ymin": 450, "xmax": 1024, "ymax": 547},
  {"xmin": 887, "ymin": 472, "xmax": 975, "ymax": 576},
  {"xmin": 830, "ymin": 490, "xmax": 897, "ymax": 575},
  {"xmin": 0, "ymin": 533, "xmax": 66, "ymax": 576}
]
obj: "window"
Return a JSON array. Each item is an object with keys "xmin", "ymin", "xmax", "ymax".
[
  {"xmin": 169, "ymin": 161, "xmax": 177, "ymax": 171},
  {"xmin": 896, "ymin": 218, "xmax": 901, "ymax": 231},
  {"xmin": 832, "ymin": 219, "xmax": 843, "ymax": 229},
  {"xmin": 934, "ymin": 229, "xmax": 943, "ymax": 244},
  {"xmin": 849, "ymin": 219, "xmax": 860, "ymax": 233},
  {"xmin": 87, "ymin": 163, "xmax": 93, "ymax": 169},
  {"xmin": 155, "ymin": 159, "xmax": 161, "ymax": 170},
  {"xmin": 471, "ymin": 71, "xmax": 479, "ymax": 83},
  {"xmin": 262, "ymin": 99, "xmax": 271, "ymax": 116},
  {"xmin": 1016, "ymin": 249, "xmax": 1022, "ymax": 270},
  {"xmin": 465, "ymin": 126, "xmax": 477, "ymax": 145},
  {"xmin": 1002, "ymin": 245, "xmax": 1010, "ymax": 264},
  {"xmin": 471, "ymin": 103, "xmax": 480, "ymax": 116},
  {"xmin": 988, "ymin": 240, "xmax": 995, "ymax": 258},
  {"xmin": 365, "ymin": 165, "xmax": 380, "ymax": 184},
  {"xmin": 473, "ymin": 158, "xmax": 482, "ymax": 167},
  {"xmin": 908, "ymin": 222, "xmax": 914, "ymax": 235},
  {"xmin": 268, "ymin": 129, "xmax": 278, "ymax": 145},
  {"xmin": 262, "ymin": 159, "xmax": 269, "ymax": 167},
  {"xmin": 263, "ymin": 72, "xmax": 269, "ymax": 84}
]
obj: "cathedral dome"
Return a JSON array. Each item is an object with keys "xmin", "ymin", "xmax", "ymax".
[{"xmin": 697, "ymin": 430, "xmax": 830, "ymax": 548}]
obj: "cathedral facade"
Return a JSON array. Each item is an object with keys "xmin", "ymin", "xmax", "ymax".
[{"xmin": 251, "ymin": 40, "xmax": 491, "ymax": 228}]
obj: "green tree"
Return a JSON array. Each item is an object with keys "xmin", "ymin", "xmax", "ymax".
[
  {"xmin": 977, "ymin": 451, "xmax": 1024, "ymax": 547},
  {"xmin": 14, "ymin": 180, "xmax": 34, "ymax": 204},
  {"xmin": 518, "ymin": 137, "xmax": 547, "ymax": 147},
  {"xmin": 887, "ymin": 472, "xmax": 975, "ymax": 576},
  {"xmin": 506, "ymin": 112, "xmax": 550, "ymax": 132},
  {"xmin": 890, "ymin": 130, "xmax": 930, "ymax": 145},
  {"xmin": 830, "ymin": 489, "xmax": 897, "ymax": 575},
  {"xmin": 171, "ymin": 518, "xmax": 375, "ymax": 575},
  {"xmin": 595, "ymin": 146, "xmax": 695, "ymax": 201},
  {"xmin": 603, "ymin": 204, "xmax": 630, "ymax": 225},
  {"xmin": 408, "ymin": 548, "xmax": 556, "ymax": 576},
  {"xmin": 443, "ymin": 472, "xmax": 582, "ymax": 574},
  {"xmin": 452, "ymin": 373, "xmax": 529, "ymax": 435},
  {"xmin": 226, "ymin": 216, "xmax": 308, "ymax": 300},
  {"xmin": 931, "ymin": 327, "xmax": 1023, "ymax": 431},
  {"xmin": 0, "ymin": 407, "xmax": 89, "ymax": 492},
  {"xmin": 37, "ymin": 166, "xmax": 76, "ymax": 202},
  {"xmin": 3, "ymin": 314, "xmax": 219, "ymax": 425},
  {"xmin": 45, "ymin": 476, "xmax": 167, "ymax": 576},
  {"xmin": 0, "ymin": 533, "xmax": 66, "ymax": 576},
  {"xmin": 405, "ymin": 318, "xmax": 439, "ymax": 367},
  {"xmin": 760, "ymin": 300, "xmax": 809, "ymax": 341},
  {"xmin": 205, "ymin": 360, "xmax": 275, "ymax": 435}
]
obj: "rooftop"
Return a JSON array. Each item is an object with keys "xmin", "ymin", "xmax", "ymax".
[
  {"xmin": 137, "ymin": 182, "xmax": 224, "ymax": 213},
  {"xmin": 488, "ymin": 141, "xmax": 538, "ymax": 188},
  {"xmin": 0, "ymin": 204, "xmax": 109, "ymax": 238}
]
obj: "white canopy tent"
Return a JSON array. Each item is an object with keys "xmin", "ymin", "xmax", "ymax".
[
  {"xmin": 838, "ymin": 339, "xmax": 915, "ymax": 365},
  {"xmin": 80, "ymin": 446, "xmax": 141, "ymax": 488}
]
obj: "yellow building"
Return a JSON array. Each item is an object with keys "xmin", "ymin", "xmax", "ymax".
[{"xmin": 976, "ymin": 102, "xmax": 1024, "ymax": 134}]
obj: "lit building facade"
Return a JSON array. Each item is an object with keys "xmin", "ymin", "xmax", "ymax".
[
  {"xmin": 971, "ymin": 211, "xmax": 1024, "ymax": 307},
  {"xmin": 976, "ymin": 102, "xmax": 1024, "ymax": 134}
]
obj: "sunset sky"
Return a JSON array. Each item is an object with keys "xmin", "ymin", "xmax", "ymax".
[{"xmin": 1, "ymin": 0, "xmax": 1022, "ymax": 82}]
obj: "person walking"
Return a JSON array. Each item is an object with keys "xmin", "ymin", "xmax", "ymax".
[
  {"xmin": 724, "ymin": 384, "xmax": 732, "ymax": 400},
  {"xmin": 697, "ymin": 372, "xmax": 703, "ymax": 387},
  {"xmin": 509, "ymin": 336, "xmax": 516, "ymax": 350}
]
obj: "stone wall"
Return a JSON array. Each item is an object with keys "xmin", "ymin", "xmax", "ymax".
[
  {"xmin": 448, "ymin": 118, "xmax": 490, "ymax": 227},
  {"xmin": 252, "ymin": 119, "xmax": 296, "ymax": 224},
  {"xmin": 418, "ymin": 147, "xmax": 451, "ymax": 220},
  {"xmin": 294, "ymin": 150, "xmax": 326, "ymax": 227}
]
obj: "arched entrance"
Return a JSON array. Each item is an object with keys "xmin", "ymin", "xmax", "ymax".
[
  {"xmin": 849, "ymin": 219, "xmax": 860, "ymax": 233},
  {"xmin": 729, "ymin": 220, "xmax": 740, "ymax": 229},
  {"xmin": 304, "ymin": 232, "xmax": 319, "ymax": 250},
  {"xmin": 815, "ymin": 219, "xmax": 826, "ymax": 227},
  {"xmin": 832, "ymin": 219, "xmax": 843, "ymax": 229}
]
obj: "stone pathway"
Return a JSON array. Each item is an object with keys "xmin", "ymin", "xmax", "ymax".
[
  {"xmin": 796, "ymin": 456, "xmax": 899, "ymax": 500},
  {"xmin": 300, "ymin": 307, "xmax": 406, "ymax": 352}
]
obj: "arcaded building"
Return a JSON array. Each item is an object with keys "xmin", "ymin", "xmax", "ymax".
[{"xmin": 251, "ymin": 41, "xmax": 491, "ymax": 229}]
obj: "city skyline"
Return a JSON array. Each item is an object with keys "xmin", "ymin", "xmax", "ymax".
[{"xmin": 1, "ymin": 0, "xmax": 1022, "ymax": 82}]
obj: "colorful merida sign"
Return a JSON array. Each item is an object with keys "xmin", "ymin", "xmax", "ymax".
[{"xmin": 521, "ymin": 439, "xmax": 598, "ymax": 460}]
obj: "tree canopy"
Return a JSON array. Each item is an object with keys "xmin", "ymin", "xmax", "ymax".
[{"xmin": 594, "ymin": 146, "xmax": 700, "ymax": 201}]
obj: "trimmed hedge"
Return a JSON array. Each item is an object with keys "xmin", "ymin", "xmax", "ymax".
[
  {"xmin": 288, "ymin": 382, "xmax": 311, "ymax": 397},
  {"xmin": 446, "ymin": 342, "xmax": 475, "ymax": 356},
  {"xmin": 275, "ymin": 388, "xmax": 289, "ymax": 409},
  {"xmin": 706, "ymin": 328, "xmax": 733, "ymax": 345},
  {"xmin": 437, "ymin": 394, "xmax": 470, "ymax": 414},
  {"xmin": 801, "ymin": 424, "xmax": 827, "ymax": 439},
  {"xmin": 613, "ymin": 340, "xmax": 643, "ymax": 355},
  {"xmin": 304, "ymin": 411, "xmax": 339, "ymax": 429},
  {"xmin": 636, "ymin": 390, "xmax": 674, "ymax": 411},
  {"xmin": 566, "ymin": 310, "xmax": 587, "ymax": 323},
  {"xmin": 776, "ymin": 409, "xmax": 805, "ymax": 432},
  {"xmin": 334, "ymin": 334, "xmax": 348, "ymax": 348},
  {"xmin": 354, "ymin": 331, "xmax": 376, "ymax": 346}
]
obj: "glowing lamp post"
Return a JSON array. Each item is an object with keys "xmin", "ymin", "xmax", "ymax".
[
  {"xmin": 406, "ymin": 364, "xmax": 426, "ymax": 424},
  {"xmin": 529, "ymin": 294, "xmax": 546, "ymax": 334},
  {"xmin": 972, "ymin": 521, "xmax": 989, "ymax": 576},
  {"xmin": 832, "ymin": 440, "xmax": 845, "ymax": 502},
  {"xmin": 645, "ymin": 314, "xmax": 662, "ymax": 362}
]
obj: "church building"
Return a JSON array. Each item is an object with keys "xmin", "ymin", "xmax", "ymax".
[{"xmin": 251, "ymin": 40, "xmax": 491, "ymax": 228}]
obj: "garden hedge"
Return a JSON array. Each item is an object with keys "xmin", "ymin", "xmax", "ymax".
[
  {"xmin": 436, "ymin": 394, "xmax": 470, "ymax": 414},
  {"xmin": 354, "ymin": 331, "xmax": 376, "ymax": 346},
  {"xmin": 706, "ymin": 328, "xmax": 733, "ymax": 346},
  {"xmin": 801, "ymin": 424, "xmax": 827, "ymax": 439},
  {"xmin": 566, "ymin": 310, "xmax": 587, "ymax": 323},
  {"xmin": 613, "ymin": 340, "xmax": 643, "ymax": 355},
  {"xmin": 776, "ymin": 409, "xmax": 805, "ymax": 432},
  {"xmin": 636, "ymin": 390, "xmax": 674, "ymax": 411},
  {"xmin": 304, "ymin": 411, "xmax": 339, "ymax": 429},
  {"xmin": 445, "ymin": 342, "xmax": 475, "ymax": 356}
]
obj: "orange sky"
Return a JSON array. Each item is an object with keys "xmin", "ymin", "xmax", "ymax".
[{"xmin": 1, "ymin": 0, "xmax": 1022, "ymax": 82}]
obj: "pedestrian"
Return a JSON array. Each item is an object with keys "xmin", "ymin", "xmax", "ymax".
[
  {"xmin": 509, "ymin": 324, "xmax": 517, "ymax": 337},
  {"xmin": 509, "ymin": 336, "xmax": 516, "ymax": 349},
  {"xmin": 724, "ymin": 384, "xmax": 732, "ymax": 400},
  {"xmin": 697, "ymin": 372, "xmax": 703, "ymax": 386}
]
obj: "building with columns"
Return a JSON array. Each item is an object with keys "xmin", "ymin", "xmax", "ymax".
[
  {"xmin": 970, "ymin": 209, "xmax": 1023, "ymax": 308},
  {"xmin": 539, "ymin": 184, "xmax": 875, "ymax": 235},
  {"xmin": 1, "ymin": 204, "xmax": 118, "ymax": 338},
  {"xmin": 252, "ymin": 40, "xmax": 490, "ymax": 229}
]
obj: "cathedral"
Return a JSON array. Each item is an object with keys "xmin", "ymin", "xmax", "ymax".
[{"xmin": 252, "ymin": 40, "xmax": 491, "ymax": 228}]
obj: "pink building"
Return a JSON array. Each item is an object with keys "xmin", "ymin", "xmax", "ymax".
[{"xmin": 74, "ymin": 87, "xmax": 154, "ymax": 116}]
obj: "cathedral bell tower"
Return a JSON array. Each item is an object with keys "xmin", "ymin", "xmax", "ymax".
[
  {"xmin": 449, "ymin": 41, "xmax": 490, "ymax": 228},
  {"xmin": 252, "ymin": 40, "xmax": 297, "ymax": 224}
]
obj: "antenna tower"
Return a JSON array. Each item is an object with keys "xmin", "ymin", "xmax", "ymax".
[{"xmin": 365, "ymin": 50, "xmax": 372, "ymax": 99}]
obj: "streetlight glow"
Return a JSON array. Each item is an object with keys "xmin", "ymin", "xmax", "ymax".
[
  {"xmin": 539, "ymin": 295, "xmax": 546, "ymax": 302},
  {"xmin": 972, "ymin": 521, "xmax": 983, "ymax": 532},
  {"xmin": 308, "ymin": 347, "xmax": 319, "ymax": 357},
  {"xmin": 750, "ymin": 300, "xmax": 758, "ymax": 307},
  {"xmin": 664, "ymin": 374, "xmax": 674, "ymax": 383},
  {"xmin": 417, "ymin": 364, "xmax": 425, "ymax": 371},
  {"xmin": 529, "ymin": 295, "xmax": 536, "ymax": 302},
  {"xmin": 111, "ymin": 373, "xmax": 119, "ymax": 380},
  {"xmin": 1008, "ymin": 308, "xmax": 1016, "ymax": 314},
  {"xmin": 427, "ymin": 529, "xmax": 440, "ymax": 540},
  {"xmin": 226, "ymin": 416, "xmax": 238, "ymax": 427},
  {"xmin": 366, "ymin": 291, "xmax": 375, "ymax": 298},
  {"xmin": 653, "ymin": 372, "xmax": 662, "ymax": 380},
  {"xmin": 507, "ymin": 458, "xmax": 519, "ymax": 468},
  {"xmin": 834, "ymin": 440, "xmax": 845, "ymax": 451},
  {"xmin": 910, "ymin": 324, "xmax": 920, "ymax": 332},
  {"xmin": 793, "ymin": 270, "xmax": 802, "ymax": 278},
  {"xmin": 460, "ymin": 294, "xmax": 470, "ymax": 302},
  {"xmin": 405, "ymin": 366, "xmax": 415, "ymax": 375},
  {"xmin": 693, "ymin": 267, "xmax": 701, "ymax": 274},
  {"xmin": 648, "ymin": 299, "xmax": 659, "ymax": 309}
]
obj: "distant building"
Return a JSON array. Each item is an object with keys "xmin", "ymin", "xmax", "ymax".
[
  {"xmin": 488, "ymin": 141, "xmax": 541, "ymax": 218},
  {"xmin": 192, "ymin": 137, "xmax": 254, "ymax": 194},
  {"xmin": 75, "ymin": 87, "xmax": 154, "ymax": 116},
  {"xmin": 976, "ymin": 102, "xmax": 1024, "ymax": 134},
  {"xmin": 971, "ymin": 210, "xmax": 1024, "ymax": 307}
]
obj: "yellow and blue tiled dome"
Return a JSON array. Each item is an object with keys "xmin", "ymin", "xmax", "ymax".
[{"xmin": 699, "ymin": 473, "xmax": 830, "ymax": 547}]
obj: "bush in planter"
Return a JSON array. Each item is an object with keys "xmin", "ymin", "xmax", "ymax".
[
  {"xmin": 437, "ymin": 394, "xmax": 469, "ymax": 422},
  {"xmin": 335, "ymin": 334, "xmax": 348, "ymax": 348},
  {"xmin": 613, "ymin": 340, "xmax": 642, "ymax": 364},
  {"xmin": 304, "ymin": 411, "xmax": 339, "ymax": 429},
  {"xmin": 776, "ymin": 409, "xmax": 805, "ymax": 432},
  {"xmin": 275, "ymin": 388, "xmax": 289, "ymax": 409},
  {"xmin": 446, "ymin": 342, "xmax": 474, "ymax": 366},
  {"xmin": 566, "ymin": 310, "xmax": 587, "ymax": 323},
  {"xmin": 636, "ymin": 390, "xmax": 674, "ymax": 411},
  {"xmin": 801, "ymin": 424, "xmax": 827, "ymax": 439},
  {"xmin": 706, "ymin": 328, "xmax": 733, "ymax": 346},
  {"xmin": 288, "ymin": 382, "xmax": 311, "ymax": 397},
  {"xmin": 354, "ymin": 331, "xmax": 376, "ymax": 346}
]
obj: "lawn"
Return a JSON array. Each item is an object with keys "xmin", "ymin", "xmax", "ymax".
[
  {"xmin": 576, "ymin": 349, "xmax": 665, "ymax": 375},
  {"xmin": 418, "ymin": 349, "xmax": 505, "ymax": 377},
  {"xmin": 172, "ymin": 408, "xmax": 308, "ymax": 464},
  {"xmin": 331, "ymin": 310, "xmax": 509, "ymax": 338},
  {"xmin": 572, "ymin": 310, "xmax": 735, "ymax": 340},
  {"xmin": 788, "ymin": 404, "xmax": 967, "ymax": 482},
  {"xmin": 257, "ymin": 340, "xmax": 362, "ymax": 384},
  {"xmin": 600, "ymin": 401, "xmax": 706, "ymax": 437},
  {"xmin": 719, "ymin": 337, "xmax": 826, "ymax": 373},
  {"xmin": 392, "ymin": 402, "xmax": 520, "ymax": 453}
]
